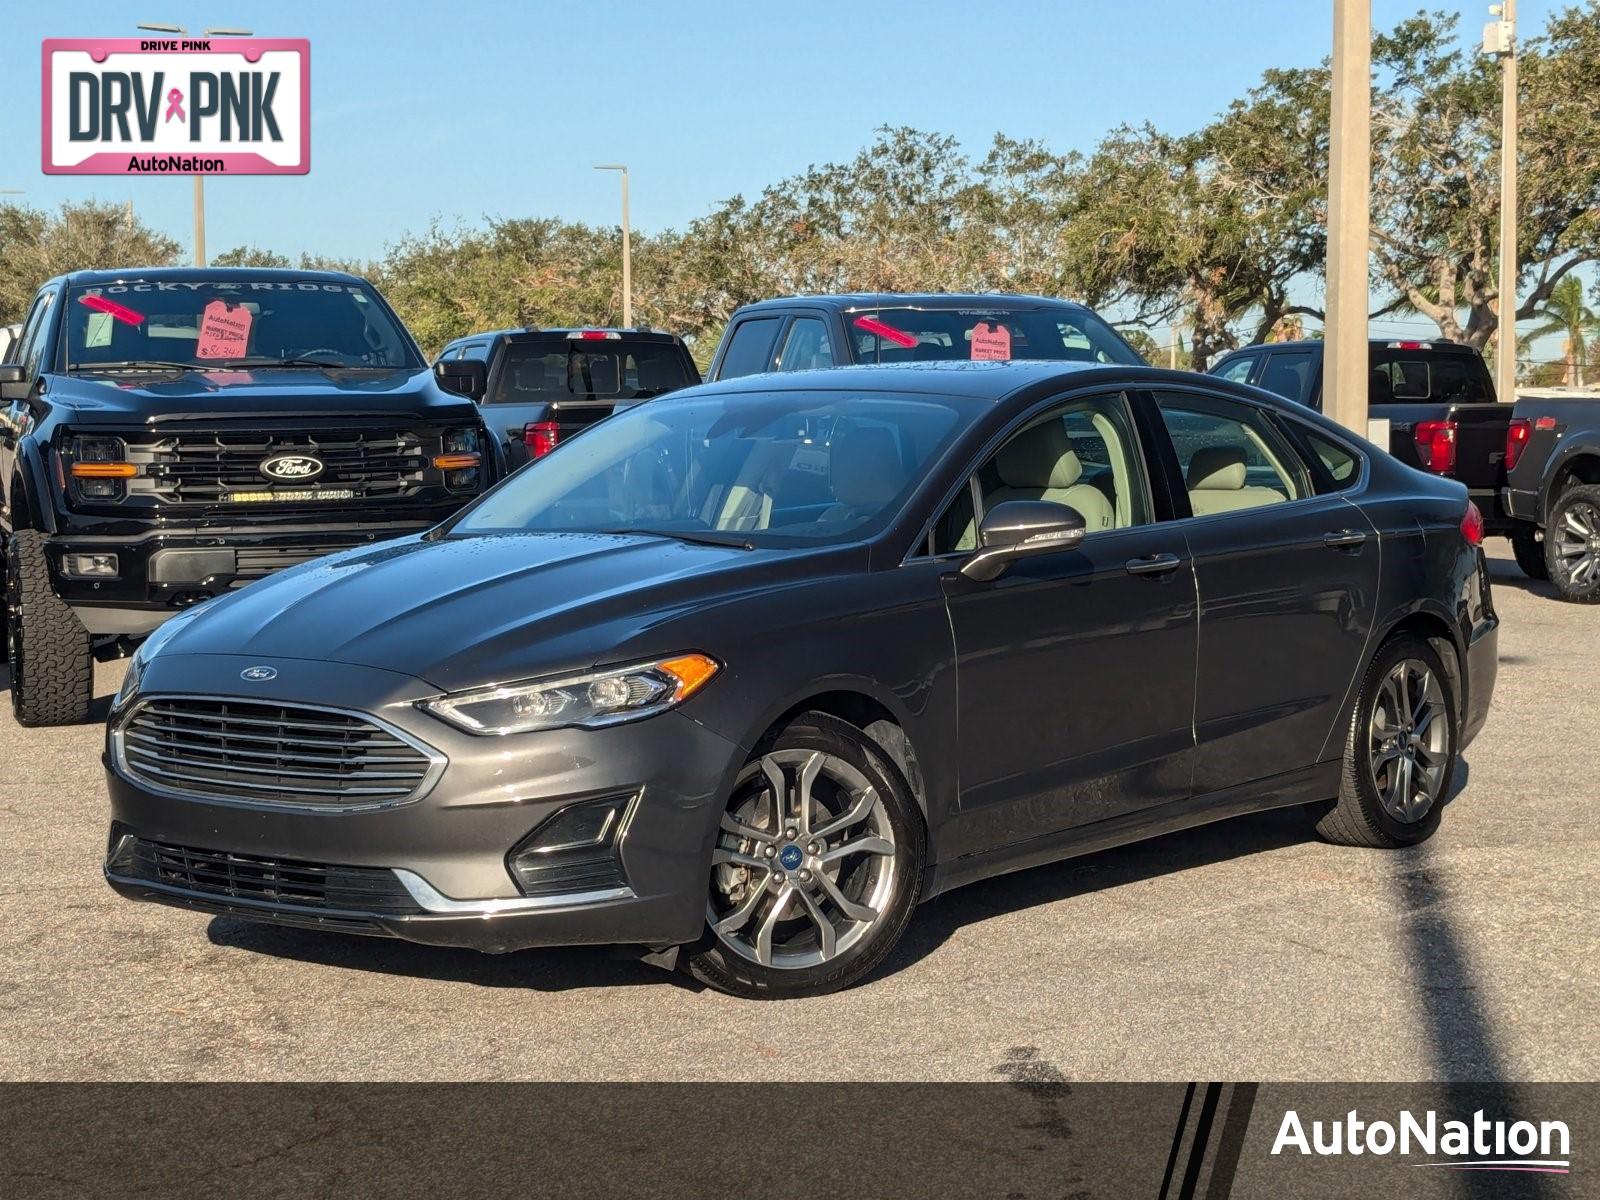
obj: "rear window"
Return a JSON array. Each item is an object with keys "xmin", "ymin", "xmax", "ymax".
[
  {"xmin": 1371, "ymin": 354, "xmax": 1490, "ymax": 404},
  {"xmin": 487, "ymin": 339, "xmax": 693, "ymax": 406},
  {"xmin": 846, "ymin": 307, "xmax": 1142, "ymax": 366}
]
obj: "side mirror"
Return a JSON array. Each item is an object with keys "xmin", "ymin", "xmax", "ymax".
[
  {"xmin": 960, "ymin": 499, "xmax": 1086, "ymax": 582},
  {"xmin": 436, "ymin": 358, "xmax": 487, "ymax": 401},
  {"xmin": 0, "ymin": 363, "xmax": 28, "ymax": 402}
]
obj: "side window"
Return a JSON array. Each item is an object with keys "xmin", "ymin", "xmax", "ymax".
[
  {"xmin": 929, "ymin": 391, "xmax": 1149, "ymax": 554},
  {"xmin": 775, "ymin": 317, "xmax": 834, "ymax": 372},
  {"xmin": 19, "ymin": 291, "xmax": 56, "ymax": 379},
  {"xmin": 1293, "ymin": 423, "xmax": 1363, "ymax": 492},
  {"xmin": 1215, "ymin": 354, "xmax": 1256, "ymax": 384},
  {"xmin": 1257, "ymin": 350, "xmax": 1314, "ymax": 402},
  {"xmin": 12, "ymin": 294, "xmax": 51, "ymax": 376},
  {"xmin": 1155, "ymin": 392, "xmax": 1311, "ymax": 518},
  {"xmin": 715, "ymin": 317, "xmax": 781, "ymax": 380},
  {"xmin": 457, "ymin": 342, "xmax": 491, "ymax": 362}
]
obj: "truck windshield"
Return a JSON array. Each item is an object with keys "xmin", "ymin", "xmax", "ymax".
[
  {"xmin": 848, "ymin": 307, "xmax": 1144, "ymax": 366},
  {"xmin": 63, "ymin": 280, "xmax": 420, "ymax": 371},
  {"xmin": 486, "ymin": 339, "xmax": 695, "ymax": 405}
]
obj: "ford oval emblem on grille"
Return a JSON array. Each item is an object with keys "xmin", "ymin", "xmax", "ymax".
[
  {"xmin": 240, "ymin": 666, "xmax": 278, "ymax": 681},
  {"xmin": 259, "ymin": 453, "xmax": 325, "ymax": 482}
]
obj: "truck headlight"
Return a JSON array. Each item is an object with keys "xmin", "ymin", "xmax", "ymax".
[
  {"xmin": 436, "ymin": 427, "xmax": 483, "ymax": 491},
  {"xmin": 420, "ymin": 654, "xmax": 719, "ymax": 736},
  {"xmin": 66, "ymin": 435, "xmax": 134, "ymax": 502}
]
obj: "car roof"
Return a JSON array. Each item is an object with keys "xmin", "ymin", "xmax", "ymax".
[
  {"xmin": 731, "ymin": 293, "xmax": 1099, "ymax": 316},
  {"xmin": 1222, "ymin": 338, "xmax": 1477, "ymax": 356},
  {"xmin": 441, "ymin": 327, "xmax": 685, "ymax": 348},
  {"xmin": 52, "ymin": 266, "xmax": 368, "ymax": 287},
  {"xmin": 671, "ymin": 359, "xmax": 1214, "ymax": 402}
]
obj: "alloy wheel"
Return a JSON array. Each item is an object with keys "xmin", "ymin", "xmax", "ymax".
[
  {"xmin": 708, "ymin": 748, "xmax": 898, "ymax": 969},
  {"xmin": 1551, "ymin": 499, "xmax": 1600, "ymax": 590},
  {"xmin": 1368, "ymin": 658, "xmax": 1450, "ymax": 823}
]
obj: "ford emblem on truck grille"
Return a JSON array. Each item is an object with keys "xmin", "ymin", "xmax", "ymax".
[{"xmin": 259, "ymin": 453, "xmax": 325, "ymax": 482}]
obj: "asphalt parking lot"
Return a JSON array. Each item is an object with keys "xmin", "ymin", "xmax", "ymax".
[{"xmin": 1, "ymin": 539, "xmax": 1595, "ymax": 1082}]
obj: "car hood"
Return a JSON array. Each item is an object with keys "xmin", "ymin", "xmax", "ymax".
[
  {"xmin": 51, "ymin": 366, "xmax": 480, "ymax": 425},
  {"xmin": 152, "ymin": 532, "xmax": 853, "ymax": 691}
]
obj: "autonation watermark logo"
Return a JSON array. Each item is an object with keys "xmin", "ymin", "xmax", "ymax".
[{"xmin": 1273, "ymin": 1107, "xmax": 1571, "ymax": 1174}]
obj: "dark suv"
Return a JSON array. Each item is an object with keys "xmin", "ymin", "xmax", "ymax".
[
  {"xmin": 436, "ymin": 327, "xmax": 699, "ymax": 468},
  {"xmin": 705, "ymin": 294, "xmax": 1146, "ymax": 381},
  {"xmin": 0, "ymin": 267, "xmax": 497, "ymax": 725}
]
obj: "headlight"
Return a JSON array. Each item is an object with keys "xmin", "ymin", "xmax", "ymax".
[
  {"xmin": 113, "ymin": 647, "xmax": 145, "ymax": 707},
  {"xmin": 420, "ymin": 653, "xmax": 720, "ymax": 736},
  {"xmin": 66, "ymin": 435, "xmax": 134, "ymax": 502},
  {"xmin": 436, "ymin": 426, "xmax": 483, "ymax": 491}
]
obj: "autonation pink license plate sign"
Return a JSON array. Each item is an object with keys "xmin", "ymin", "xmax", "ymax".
[{"xmin": 42, "ymin": 37, "xmax": 309, "ymax": 175}]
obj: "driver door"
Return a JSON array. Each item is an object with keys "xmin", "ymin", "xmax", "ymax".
[{"xmin": 934, "ymin": 390, "xmax": 1198, "ymax": 858}]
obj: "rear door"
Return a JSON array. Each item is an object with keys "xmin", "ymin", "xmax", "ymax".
[{"xmin": 1150, "ymin": 386, "xmax": 1380, "ymax": 796}]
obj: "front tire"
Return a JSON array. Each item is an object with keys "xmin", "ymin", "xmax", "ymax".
[
  {"xmin": 1314, "ymin": 635, "xmax": 1456, "ymax": 849},
  {"xmin": 1510, "ymin": 527, "xmax": 1549, "ymax": 581},
  {"xmin": 6, "ymin": 530, "xmax": 92, "ymax": 727},
  {"xmin": 1544, "ymin": 484, "xmax": 1600, "ymax": 603},
  {"xmin": 686, "ymin": 712, "xmax": 925, "ymax": 999}
]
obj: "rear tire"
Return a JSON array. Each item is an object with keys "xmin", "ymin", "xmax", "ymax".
[
  {"xmin": 685, "ymin": 712, "xmax": 925, "ymax": 999},
  {"xmin": 1510, "ymin": 527, "xmax": 1549, "ymax": 581},
  {"xmin": 6, "ymin": 530, "xmax": 92, "ymax": 726},
  {"xmin": 1544, "ymin": 484, "xmax": 1600, "ymax": 603},
  {"xmin": 1314, "ymin": 634, "xmax": 1455, "ymax": 849}
]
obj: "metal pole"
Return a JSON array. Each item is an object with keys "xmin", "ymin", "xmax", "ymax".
[
  {"xmin": 192, "ymin": 174, "xmax": 206, "ymax": 266},
  {"xmin": 1496, "ymin": 0, "xmax": 1519, "ymax": 404},
  {"xmin": 619, "ymin": 168, "xmax": 632, "ymax": 328},
  {"xmin": 1324, "ymin": 0, "xmax": 1372, "ymax": 436}
]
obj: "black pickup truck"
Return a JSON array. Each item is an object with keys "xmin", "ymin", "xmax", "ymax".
[
  {"xmin": 1502, "ymin": 388, "xmax": 1600, "ymax": 602},
  {"xmin": 0, "ymin": 267, "xmax": 498, "ymax": 725},
  {"xmin": 435, "ymin": 327, "xmax": 699, "ymax": 468},
  {"xmin": 1209, "ymin": 338, "xmax": 1515, "ymax": 535}
]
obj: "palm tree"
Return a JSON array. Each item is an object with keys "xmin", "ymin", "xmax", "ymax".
[{"xmin": 1528, "ymin": 276, "xmax": 1599, "ymax": 388}]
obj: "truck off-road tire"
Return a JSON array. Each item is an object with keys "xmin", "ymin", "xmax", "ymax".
[
  {"xmin": 1314, "ymin": 634, "xmax": 1454, "ymax": 850},
  {"xmin": 5, "ymin": 530, "xmax": 93, "ymax": 726},
  {"xmin": 686, "ymin": 712, "xmax": 925, "ymax": 999},
  {"xmin": 1510, "ymin": 527, "xmax": 1549, "ymax": 581},
  {"xmin": 1544, "ymin": 484, "xmax": 1600, "ymax": 603}
]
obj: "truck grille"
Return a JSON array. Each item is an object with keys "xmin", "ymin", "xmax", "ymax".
[
  {"xmin": 111, "ymin": 835, "xmax": 423, "ymax": 916},
  {"xmin": 129, "ymin": 428, "xmax": 429, "ymax": 504},
  {"xmin": 115, "ymin": 697, "xmax": 442, "ymax": 808}
]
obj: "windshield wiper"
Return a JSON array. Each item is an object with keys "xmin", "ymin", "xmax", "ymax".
[
  {"xmin": 599, "ymin": 528, "xmax": 756, "ymax": 550},
  {"xmin": 201, "ymin": 356, "xmax": 357, "ymax": 369},
  {"xmin": 69, "ymin": 360, "xmax": 197, "ymax": 373}
]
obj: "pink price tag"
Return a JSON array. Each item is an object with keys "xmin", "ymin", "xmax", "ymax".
[
  {"xmin": 970, "ymin": 321, "xmax": 1011, "ymax": 361},
  {"xmin": 195, "ymin": 299, "xmax": 253, "ymax": 360}
]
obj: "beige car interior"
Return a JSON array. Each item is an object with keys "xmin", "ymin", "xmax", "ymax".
[
  {"xmin": 703, "ymin": 422, "xmax": 907, "ymax": 533},
  {"xmin": 1182, "ymin": 424, "xmax": 1300, "ymax": 516}
]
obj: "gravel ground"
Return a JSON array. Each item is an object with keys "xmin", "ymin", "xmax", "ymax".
[{"xmin": 1, "ymin": 539, "xmax": 1595, "ymax": 1082}]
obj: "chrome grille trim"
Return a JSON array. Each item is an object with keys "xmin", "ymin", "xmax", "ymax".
[
  {"xmin": 112, "ymin": 695, "xmax": 447, "ymax": 813},
  {"xmin": 126, "ymin": 428, "xmax": 428, "ymax": 504}
]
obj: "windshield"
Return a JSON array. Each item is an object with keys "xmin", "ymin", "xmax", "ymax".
[
  {"xmin": 64, "ymin": 280, "xmax": 420, "ymax": 371},
  {"xmin": 849, "ymin": 306, "xmax": 1143, "ymax": 366},
  {"xmin": 452, "ymin": 389, "xmax": 966, "ymax": 546},
  {"xmin": 488, "ymin": 339, "xmax": 694, "ymax": 405}
]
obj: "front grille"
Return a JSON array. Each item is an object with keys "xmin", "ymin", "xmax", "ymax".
[
  {"xmin": 128, "ymin": 428, "xmax": 428, "ymax": 504},
  {"xmin": 117, "ymin": 697, "xmax": 441, "ymax": 808},
  {"xmin": 112, "ymin": 835, "xmax": 423, "ymax": 916}
]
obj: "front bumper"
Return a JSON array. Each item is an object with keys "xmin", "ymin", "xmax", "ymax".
[{"xmin": 102, "ymin": 654, "xmax": 739, "ymax": 952}]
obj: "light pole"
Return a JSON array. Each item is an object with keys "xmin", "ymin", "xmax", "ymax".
[
  {"xmin": 137, "ymin": 22, "xmax": 253, "ymax": 267},
  {"xmin": 594, "ymin": 164, "xmax": 631, "ymax": 327},
  {"xmin": 1485, "ymin": 2, "xmax": 1519, "ymax": 402},
  {"xmin": 1323, "ymin": 0, "xmax": 1373, "ymax": 436}
]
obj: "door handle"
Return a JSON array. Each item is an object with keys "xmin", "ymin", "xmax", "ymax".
[
  {"xmin": 1323, "ymin": 529, "xmax": 1368, "ymax": 549},
  {"xmin": 1125, "ymin": 552, "xmax": 1182, "ymax": 576}
]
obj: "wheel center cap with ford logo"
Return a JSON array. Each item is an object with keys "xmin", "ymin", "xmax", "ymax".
[
  {"xmin": 778, "ymin": 844, "xmax": 804, "ymax": 870},
  {"xmin": 259, "ymin": 452, "xmax": 325, "ymax": 482}
]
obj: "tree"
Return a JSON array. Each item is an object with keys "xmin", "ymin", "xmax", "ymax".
[
  {"xmin": 0, "ymin": 201, "xmax": 181, "ymax": 324},
  {"xmin": 1528, "ymin": 274, "xmax": 1598, "ymax": 385}
]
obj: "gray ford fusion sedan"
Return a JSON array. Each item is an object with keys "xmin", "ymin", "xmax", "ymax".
[{"xmin": 104, "ymin": 361, "xmax": 1498, "ymax": 998}]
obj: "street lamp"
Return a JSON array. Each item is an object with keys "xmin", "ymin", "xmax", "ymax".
[
  {"xmin": 136, "ymin": 22, "xmax": 254, "ymax": 267},
  {"xmin": 1485, "ymin": 2, "xmax": 1519, "ymax": 402},
  {"xmin": 594, "ymin": 164, "xmax": 632, "ymax": 327}
]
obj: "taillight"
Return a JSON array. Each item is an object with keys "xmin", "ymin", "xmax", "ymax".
[
  {"xmin": 1460, "ymin": 500, "xmax": 1485, "ymax": 546},
  {"xmin": 525, "ymin": 421, "xmax": 560, "ymax": 458},
  {"xmin": 1413, "ymin": 419, "xmax": 1457, "ymax": 474},
  {"xmin": 1505, "ymin": 418, "xmax": 1531, "ymax": 471}
]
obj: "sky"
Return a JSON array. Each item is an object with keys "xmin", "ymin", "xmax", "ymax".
[{"xmin": 1, "ymin": 0, "xmax": 1579, "ymax": 349}]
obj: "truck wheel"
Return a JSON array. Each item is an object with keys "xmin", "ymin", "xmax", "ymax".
[
  {"xmin": 1510, "ymin": 527, "xmax": 1549, "ymax": 581},
  {"xmin": 6, "ymin": 530, "xmax": 92, "ymax": 726},
  {"xmin": 1544, "ymin": 484, "xmax": 1600, "ymax": 604}
]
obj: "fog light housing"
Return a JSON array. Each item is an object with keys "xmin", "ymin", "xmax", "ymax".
[
  {"xmin": 506, "ymin": 795, "xmax": 634, "ymax": 897},
  {"xmin": 63, "ymin": 552, "xmax": 119, "ymax": 578}
]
